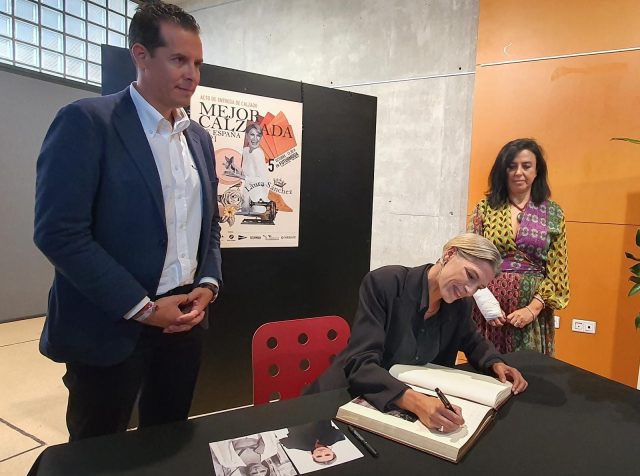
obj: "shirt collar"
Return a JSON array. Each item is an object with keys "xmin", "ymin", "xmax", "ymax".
[{"xmin": 129, "ymin": 83, "xmax": 190, "ymax": 136}]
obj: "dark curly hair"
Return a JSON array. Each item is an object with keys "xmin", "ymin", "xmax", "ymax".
[
  {"xmin": 128, "ymin": 1, "xmax": 200, "ymax": 55},
  {"xmin": 486, "ymin": 138, "xmax": 551, "ymax": 208}
]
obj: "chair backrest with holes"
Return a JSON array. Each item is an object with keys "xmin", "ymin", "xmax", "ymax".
[{"xmin": 251, "ymin": 316, "xmax": 350, "ymax": 404}]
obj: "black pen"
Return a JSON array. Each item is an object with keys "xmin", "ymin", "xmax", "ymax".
[
  {"xmin": 348, "ymin": 425, "xmax": 379, "ymax": 457},
  {"xmin": 435, "ymin": 387, "xmax": 455, "ymax": 412}
]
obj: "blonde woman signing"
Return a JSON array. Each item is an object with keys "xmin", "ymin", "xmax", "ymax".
[
  {"xmin": 308, "ymin": 233, "xmax": 527, "ymax": 434},
  {"xmin": 469, "ymin": 139, "xmax": 570, "ymax": 355}
]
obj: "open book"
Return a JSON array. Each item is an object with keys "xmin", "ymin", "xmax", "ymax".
[{"xmin": 335, "ymin": 363, "xmax": 513, "ymax": 463}]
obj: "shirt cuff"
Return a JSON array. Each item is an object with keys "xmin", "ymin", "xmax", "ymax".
[
  {"xmin": 123, "ymin": 297, "xmax": 150, "ymax": 320},
  {"xmin": 199, "ymin": 278, "xmax": 220, "ymax": 294}
]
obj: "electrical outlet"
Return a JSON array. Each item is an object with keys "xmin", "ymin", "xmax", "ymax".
[
  {"xmin": 554, "ymin": 315, "xmax": 560, "ymax": 329},
  {"xmin": 572, "ymin": 319, "xmax": 596, "ymax": 334},
  {"xmin": 583, "ymin": 320, "xmax": 596, "ymax": 334}
]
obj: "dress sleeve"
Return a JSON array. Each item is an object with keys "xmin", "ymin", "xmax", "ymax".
[
  {"xmin": 536, "ymin": 205, "xmax": 570, "ymax": 310},
  {"xmin": 343, "ymin": 271, "xmax": 410, "ymax": 411},
  {"xmin": 468, "ymin": 200, "xmax": 485, "ymax": 235}
]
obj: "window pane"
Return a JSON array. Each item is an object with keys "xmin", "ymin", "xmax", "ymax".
[
  {"xmin": 65, "ymin": 15, "xmax": 86, "ymax": 38},
  {"xmin": 0, "ymin": 0, "xmax": 128, "ymax": 84},
  {"xmin": 42, "ymin": 7, "xmax": 63, "ymax": 31},
  {"xmin": 65, "ymin": 0, "xmax": 86, "ymax": 19},
  {"xmin": 15, "ymin": 40, "xmax": 39, "ymax": 66},
  {"xmin": 15, "ymin": 0, "xmax": 37, "ymax": 22},
  {"xmin": 66, "ymin": 35, "xmax": 85, "ymax": 58},
  {"xmin": 107, "ymin": 30, "xmax": 124, "ymax": 47},
  {"xmin": 87, "ymin": 3, "xmax": 106, "ymax": 25},
  {"xmin": 87, "ymin": 62, "xmax": 100, "ymax": 83},
  {"xmin": 42, "ymin": 0, "xmax": 63, "ymax": 9},
  {"xmin": 65, "ymin": 55, "xmax": 86, "ymax": 78},
  {"xmin": 42, "ymin": 49, "xmax": 63, "ymax": 72},
  {"xmin": 87, "ymin": 42, "xmax": 100, "ymax": 62},
  {"xmin": 108, "ymin": 0, "xmax": 125, "ymax": 15},
  {"xmin": 108, "ymin": 11, "xmax": 124, "ymax": 33},
  {"xmin": 0, "ymin": 0, "xmax": 11, "ymax": 15},
  {"xmin": 0, "ymin": 13, "xmax": 11, "ymax": 36},
  {"xmin": 87, "ymin": 23, "xmax": 105, "ymax": 44},
  {"xmin": 127, "ymin": 1, "xmax": 136, "ymax": 17},
  {"xmin": 15, "ymin": 20, "xmax": 38, "ymax": 45},
  {"xmin": 42, "ymin": 28, "xmax": 63, "ymax": 51},
  {"xmin": 0, "ymin": 35, "xmax": 12, "ymax": 60}
]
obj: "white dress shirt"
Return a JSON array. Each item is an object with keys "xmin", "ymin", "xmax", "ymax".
[{"xmin": 125, "ymin": 83, "xmax": 216, "ymax": 319}]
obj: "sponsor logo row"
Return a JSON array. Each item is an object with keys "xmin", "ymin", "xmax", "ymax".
[{"xmin": 224, "ymin": 234, "xmax": 297, "ymax": 241}]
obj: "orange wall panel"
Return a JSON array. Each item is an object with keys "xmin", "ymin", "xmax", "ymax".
[
  {"xmin": 468, "ymin": 51, "xmax": 640, "ymax": 225},
  {"xmin": 477, "ymin": 0, "xmax": 640, "ymax": 64},
  {"xmin": 554, "ymin": 222, "xmax": 640, "ymax": 387}
]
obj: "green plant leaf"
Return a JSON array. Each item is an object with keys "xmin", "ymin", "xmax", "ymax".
[
  {"xmin": 629, "ymin": 283, "xmax": 640, "ymax": 297},
  {"xmin": 625, "ymin": 252, "xmax": 640, "ymax": 261},
  {"xmin": 636, "ymin": 313, "xmax": 640, "ymax": 330},
  {"xmin": 631, "ymin": 276, "xmax": 640, "ymax": 284},
  {"xmin": 611, "ymin": 137, "xmax": 640, "ymax": 145},
  {"xmin": 631, "ymin": 263, "xmax": 640, "ymax": 275},
  {"xmin": 636, "ymin": 229, "xmax": 640, "ymax": 247}
]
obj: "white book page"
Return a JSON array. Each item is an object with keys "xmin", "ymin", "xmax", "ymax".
[{"xmin": 389, "ymin": 364, "xmax": 512, "ymax": 407}]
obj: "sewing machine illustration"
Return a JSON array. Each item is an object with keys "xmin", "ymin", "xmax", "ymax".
[{"xmin": 236, "ymin": 199, "xmax": 278, "ymax": 225}]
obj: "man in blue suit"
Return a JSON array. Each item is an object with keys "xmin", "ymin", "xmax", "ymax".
[{"xmin": 34, "ymin": 1, "xmax": 221, "ymax": 441}]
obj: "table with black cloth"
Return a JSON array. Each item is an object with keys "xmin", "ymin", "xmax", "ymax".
[{"xmin": 31, "ymin": 351, "xmax": 639, "ymax": 476}]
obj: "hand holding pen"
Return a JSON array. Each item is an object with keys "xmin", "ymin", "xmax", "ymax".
[
  {"xmin": 434, "ymin": 387, "xmax": 464, "ymax": 433},
  {"xmin": 394, "ymin": 388, "xmax": 464, "ymax": 434}
]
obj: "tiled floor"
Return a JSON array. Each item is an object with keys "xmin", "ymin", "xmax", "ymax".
[{"xmin": 0, "ymin": 317, "xmax": 68, "ymax": 476}]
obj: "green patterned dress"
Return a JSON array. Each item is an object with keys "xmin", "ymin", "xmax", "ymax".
[{"xmin": 468, "ymin": 199, "xmax": 570, "ymax": 355}]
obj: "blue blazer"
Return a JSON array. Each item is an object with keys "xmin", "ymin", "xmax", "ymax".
[{"xmin": 34, "ymin": 88, "xmax": 222, "ymax": 366}]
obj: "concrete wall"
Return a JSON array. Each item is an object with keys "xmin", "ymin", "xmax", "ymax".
[
  {"xmin": 0, "ymin": 67, "xmax": 97, "ymax": 322},
  {"xmin": 179, "ymin": 0, "xmax": 479, "ymax": 269}
]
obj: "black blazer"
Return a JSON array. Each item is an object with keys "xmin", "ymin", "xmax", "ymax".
[
  {"xmin": 309, "ymin": 264, "xmax": 502, "ymax": 410},
  {"xmin": 34, "ymin": 88, "xmax": 222, "ymax": 366}
]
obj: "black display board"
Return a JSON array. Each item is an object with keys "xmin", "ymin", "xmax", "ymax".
[{"xmin": 102, "ymin": 46, "xmax": 377, "ymax": 413}]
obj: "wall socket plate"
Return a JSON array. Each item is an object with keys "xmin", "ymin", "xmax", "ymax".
[
  {"xmin": 572, "ymin": 319, "xmax": 596, "ymax": 334},
  {"xmin": 554, "ymin": 315, "xmax": 560, "ymax": 329}
]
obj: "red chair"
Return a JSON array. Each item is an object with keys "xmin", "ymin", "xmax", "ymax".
[{"xmin": 251, "ymin": 316, "xmax": 350, "ymax": 405}]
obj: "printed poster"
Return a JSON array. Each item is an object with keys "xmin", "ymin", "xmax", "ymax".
[{"xmin": 191, "ymin": 86, "xmax": 303, "ymax": 248}]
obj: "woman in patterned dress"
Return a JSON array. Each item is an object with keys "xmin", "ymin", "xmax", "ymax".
[{"xmin": 468, "ymin": 138, "xmax": 570, "ymax": 355}]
